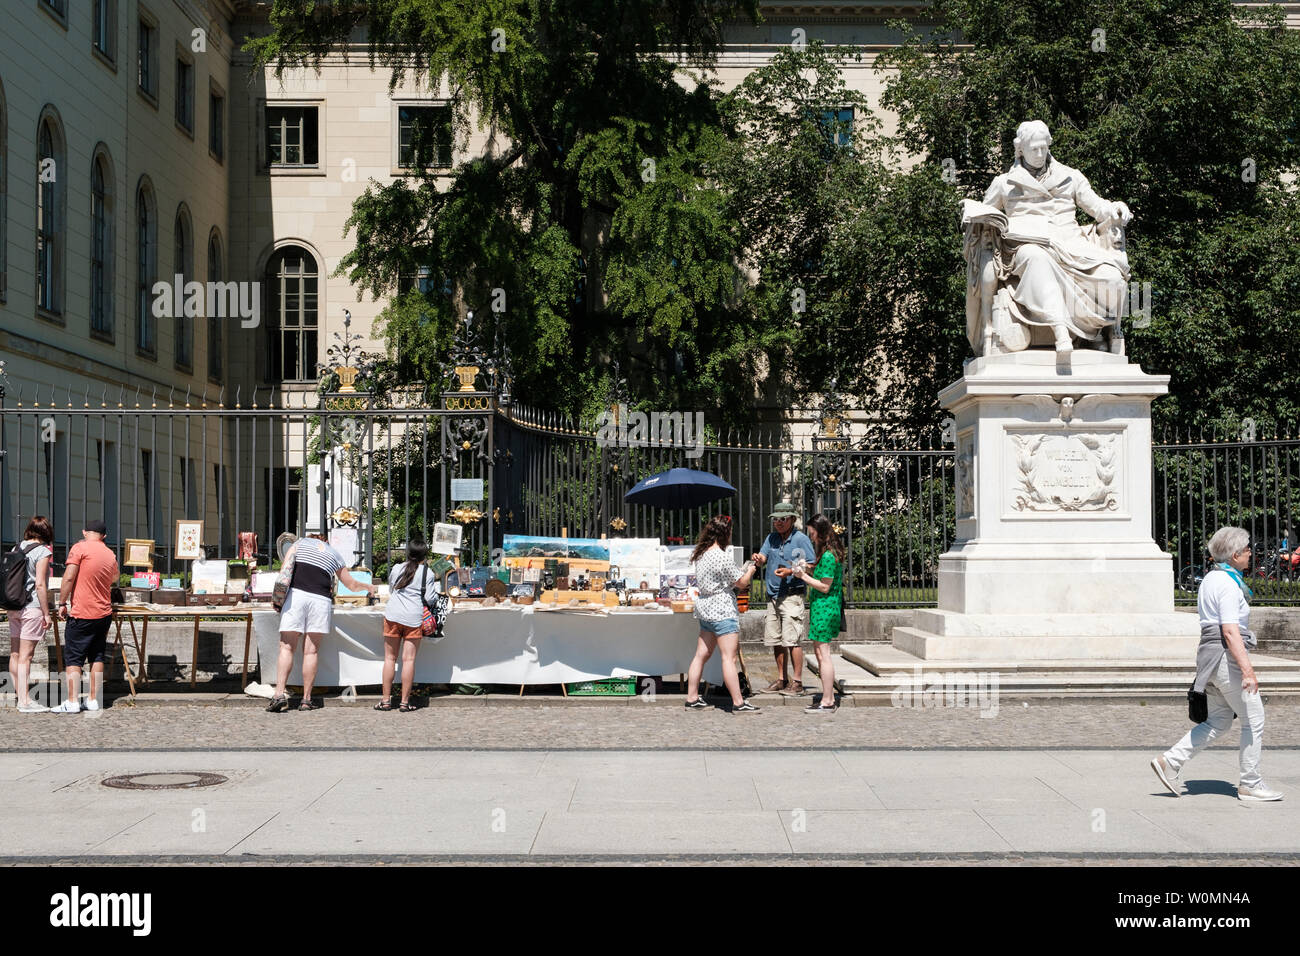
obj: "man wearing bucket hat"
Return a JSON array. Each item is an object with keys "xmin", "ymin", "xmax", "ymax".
[{"xmin": 751, "ymin": 502, "xmax": 814, "ymax": 694}]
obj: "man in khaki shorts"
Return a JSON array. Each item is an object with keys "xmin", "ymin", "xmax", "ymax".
[{"xmin": 751, "ymin": 502, "xmax": 815, "ymax": 695}]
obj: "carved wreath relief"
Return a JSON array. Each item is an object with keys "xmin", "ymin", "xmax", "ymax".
[{"xmin": 1011, "ymin": 432, "xmax": 1119, "ymax": 512}]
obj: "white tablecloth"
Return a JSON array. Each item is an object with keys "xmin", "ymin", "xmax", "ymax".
[{"xmin": 252, "ymin": 606, "xmax": 727, "ymax": 687}]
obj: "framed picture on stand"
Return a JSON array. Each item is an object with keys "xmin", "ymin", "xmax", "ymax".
[
  {"xmin": 431, "ymin": 522, "xmax": 463, "ymax": 556},
  {"xmin": 175, "ymin": 520, "xmax": 204, "ymax": 560},
  {"xmin": 123, "ymin": 539, "xmax": 155, "ymax": 569}
]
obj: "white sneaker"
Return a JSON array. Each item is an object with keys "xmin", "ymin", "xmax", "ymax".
[
  {"xmin": 17, "ymin": 701, "xmax": 50, "ymax": 713},
  {"xmin": 1151, "ymin": 755, "xmax": 1180, "ymax": 797},
  {"xmin": 1238, "ymin": 783, "xmax": 1284, "ymax": 802},
  {"xmin": 51, "ymin": 699, "xmax": 82, "ymax": 713},
  {"xmin": 84, "ymin": 699, "xmax": 101, "ymax": 712}
]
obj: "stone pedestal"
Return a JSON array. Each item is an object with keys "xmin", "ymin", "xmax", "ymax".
[{"xmin": 896, "ymin": 350, "xmax": 1199, "ymax": 660}]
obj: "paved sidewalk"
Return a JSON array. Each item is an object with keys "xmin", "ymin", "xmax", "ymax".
[
  {"xmin": 0, "ymin": 748, "xmax": 1296, "ymax": 861},
  {"xmin": 4, "ymin": 696, "xmax": 1300, "ymax": 750}
]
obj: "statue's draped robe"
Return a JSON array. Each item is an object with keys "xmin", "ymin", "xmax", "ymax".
[{"xmin": 981, "ymin": 160, "xmax": 1130, "ymax": 343}]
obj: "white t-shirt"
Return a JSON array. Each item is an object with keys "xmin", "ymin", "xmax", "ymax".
[
  {"xmin": 1198, "ymin": 568, "xmax": 1250, "ymax": 630},
  {"xmin": 384, "ymin": 562, "xmax": 443, "ymax": 629}
]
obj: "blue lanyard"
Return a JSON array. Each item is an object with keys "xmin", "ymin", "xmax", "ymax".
[{"xmin": 1215, "ymin": 562, "xmax": 1252, "ymax": 600}]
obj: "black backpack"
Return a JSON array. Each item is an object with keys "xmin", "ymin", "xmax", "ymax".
[{"xmin": 1, "ymin": 542, "xmax": 37, "ymax": 611}]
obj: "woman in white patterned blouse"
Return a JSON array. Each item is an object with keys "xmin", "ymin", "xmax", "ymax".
[{"xmin": 684, "ymin": 516, "xmax": 760, "ymax": 712}]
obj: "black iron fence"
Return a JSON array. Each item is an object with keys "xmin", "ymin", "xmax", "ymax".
[{"xmin": 2, "ymin": 387, "xmax": 1298, "ymax": 605}]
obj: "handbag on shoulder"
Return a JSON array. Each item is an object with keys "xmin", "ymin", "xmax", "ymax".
[{"xmin": 419, "ymin": 565, "xmax": 450, "ymax": 639}]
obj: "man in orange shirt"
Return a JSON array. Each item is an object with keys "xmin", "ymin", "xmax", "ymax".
[{"xmin": 55, "ymin": 520, "xmax": 119, "ymax": 713}]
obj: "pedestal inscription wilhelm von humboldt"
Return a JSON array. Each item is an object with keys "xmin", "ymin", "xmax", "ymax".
[{"xmin": 891, "ymin": 120, "xmax": 1199, "ymax": 664}]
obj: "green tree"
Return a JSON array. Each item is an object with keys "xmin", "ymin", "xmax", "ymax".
[
  {"xmin": 878, "ymin": 0, "xmax": 1300, "ymax": 433},
  {"xmin": 248, "ymin": 0, "xmax": 763, "ymax": 418}
]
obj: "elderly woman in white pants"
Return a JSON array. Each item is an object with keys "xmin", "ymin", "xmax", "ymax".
[{"xmin": 1151, "ymin": 527, "xmax": 1283, "ymax": 802}]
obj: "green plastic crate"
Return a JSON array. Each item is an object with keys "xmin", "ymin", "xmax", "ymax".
[{"xmin": 565, "ymin": 677, "xmax": 638, "ymax": 697}]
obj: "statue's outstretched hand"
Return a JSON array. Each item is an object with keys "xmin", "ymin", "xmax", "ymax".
[{"xmin": 1111, "ymin": 201, "xmax": 1133, "ymax": 226}]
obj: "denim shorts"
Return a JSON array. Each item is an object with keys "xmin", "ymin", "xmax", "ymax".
[{"xmin": 699, "ymin": 617, "xmax": 739, "ymax": 636}]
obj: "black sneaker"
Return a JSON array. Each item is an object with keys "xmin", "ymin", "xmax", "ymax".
[
  {"xmin": 684, "ymin": 697, "xmax": 711, "ymax": 709},
  {"xmin": 731, "ymin": 701, "xmax": 761, "ymax": 713},
  {"xmin": 266, "ymin": 693, "xmax": 290, "ymax": 713}
]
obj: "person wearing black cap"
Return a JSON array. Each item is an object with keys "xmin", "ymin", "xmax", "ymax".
[{"xmin": 54, "ymin": 520, "xmax": 119, "ymax": 713}]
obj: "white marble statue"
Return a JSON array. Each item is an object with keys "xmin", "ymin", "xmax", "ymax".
[{"xmin": 962, "ymin": 120, "xmax": 1133, "ymax": 356}]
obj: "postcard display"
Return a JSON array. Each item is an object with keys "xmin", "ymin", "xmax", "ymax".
[{"xmin": 499, "ymin": 535, "xmax": 701, "ymax": 596}]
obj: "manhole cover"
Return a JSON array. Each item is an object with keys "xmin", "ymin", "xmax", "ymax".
[{"xmin": 101, "ymin": 772, "xmax": 228, "ymax": 791}]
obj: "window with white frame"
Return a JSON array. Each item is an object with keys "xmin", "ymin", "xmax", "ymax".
[
  {"xmin": 396, "ymin": 105, "xmax": 453, "ymax": 169},
  {"xmin": 265, "ymin": 246, "xmax": 319, "ymax": 382},
  {"xmin": 266, "ymin": 106, "xmax": 319, "ymax": 167}
]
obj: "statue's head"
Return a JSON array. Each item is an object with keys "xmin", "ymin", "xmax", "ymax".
[{"xmin": 1013, "ymin": 120, "xmax": 1053, "ymax": 169}]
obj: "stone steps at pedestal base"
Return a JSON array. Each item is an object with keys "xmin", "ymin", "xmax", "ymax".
[{"xmin": 819, "ymin": 643, "xmax": 1300, "ymax": 699}]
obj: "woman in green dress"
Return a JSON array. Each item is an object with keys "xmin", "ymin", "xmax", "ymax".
[{"xmin": 790, "ymin": 513, "xmax": 843, "ymax": 712}]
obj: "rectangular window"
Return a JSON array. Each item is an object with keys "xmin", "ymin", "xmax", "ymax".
[
  {"xmin": 93, "ymin": 0, "xmax": 114, "ymax": 61},
  {"xmin": 818, "ymin": 107, "xmax": 854, "ymax": 156},
  {"xmin": 397, "ymin": 105, "xmax": 453, "ymax": 169},
  {"xmin": 137, "ymin": 17, "xmax": 157, "ymax": 100},
  {"xmin": 40, "ymin": 0, "xmax": 67, "ymax": 24},
  {"xmin": 266, "ymin": 106, "xmax": 319, "ymax": 167},
  {"xmin": 209, "ymin": 86, "xmax": 225, "ymax": 161},
  {"xmin": 175, "ymin": 56, "xmax": 194, "ymax": 133}
]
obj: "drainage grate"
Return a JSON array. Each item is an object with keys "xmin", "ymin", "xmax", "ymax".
[{"xmin": 101, "ymin": 772, "xmax": 229, "ymax": 791}]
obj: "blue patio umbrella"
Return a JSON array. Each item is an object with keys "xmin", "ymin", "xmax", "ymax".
[{"xmin": 623, "ymin": 468, "xmax": 736, "ymax": 510}]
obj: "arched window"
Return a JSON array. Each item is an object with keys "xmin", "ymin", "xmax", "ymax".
[
  {"xmin": 36, "ymin": 110, "xmax": 66, "ymax": 317},
  {"xmin": 265, "ymin": 245, "xmax": 318, "ymax": 382},
  {"xmin": 90, "ymin": 147, "xmax": 114, "ymax": 337},
  {"xmin": 0, "ymin": 79, "xmax": 8, "ymax": 301},
  {"xmin": 207, "ymin": 229, "xmax": 223, "ymax": 381},
  {"xmin": 174, "ymin": 205, "xmax": 193, "ymax": 369},
  {"xmin": 135, "ymin": 178, "xmax": 156, "ymax": 356}
]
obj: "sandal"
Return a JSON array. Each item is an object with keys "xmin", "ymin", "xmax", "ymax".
[
  {"xmin": 398, "ymin": 701, "xmax": 416, "ymax": 712},
  {"xmin": 266, "ymin": 693, "xmax": 290, "ymax": 713},
  {"xmin": 373, "ymin": 700, "xmax": 393, "ymax": 711},
  {"xmin": 762, "ymin": 679, "xmax": 788, "ymax": 693},
  {"xmin": 298, "ymin": 698, "xmax": 322, "ymax": 711}
]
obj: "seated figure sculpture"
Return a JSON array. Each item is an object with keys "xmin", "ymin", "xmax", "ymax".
[{"xmin": 963, "ymin": 120, "xmax": 1133, "ymax": 356}]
